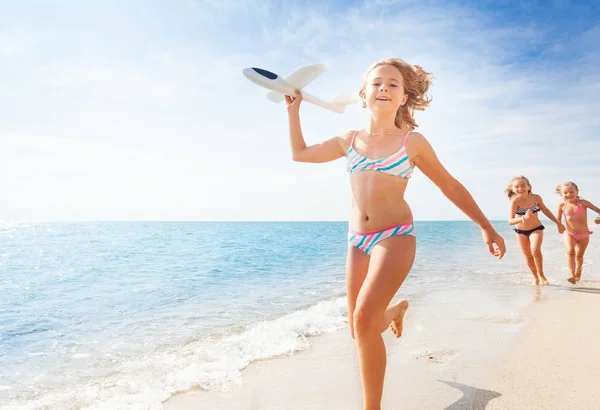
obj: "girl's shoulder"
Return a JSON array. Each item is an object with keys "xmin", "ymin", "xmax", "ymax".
[{"xmin": 337, "ymin": 130, "xmax": 360, "ymax": 151}]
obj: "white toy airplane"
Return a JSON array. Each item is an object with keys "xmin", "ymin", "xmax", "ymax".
[{"xmin": 242, "ymin": 64, "xmax": 358, "ymax": 114}]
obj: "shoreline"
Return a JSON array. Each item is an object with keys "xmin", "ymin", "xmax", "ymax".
[
  {"xmin": 163, "ymin": 283, "xmax": 536, "ymax": 409},
  {"xmin": 164, "ymin": 276, "xmax": 600, "ymax": 410}
]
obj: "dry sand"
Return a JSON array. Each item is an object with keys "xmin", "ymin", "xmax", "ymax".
[{"xmin": 485, "ymin": 279, "xmax": 600, "ymax": 410}]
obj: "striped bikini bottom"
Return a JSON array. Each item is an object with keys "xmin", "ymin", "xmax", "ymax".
[{"xmin": 347, "ymin": 222, "xmax": 415, "ymax": 255}]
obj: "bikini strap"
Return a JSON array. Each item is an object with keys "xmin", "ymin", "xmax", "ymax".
[
  {"xmin": 402, "ymin": 130, "xmax": 411, "ymax": 147},
  {"xmin": 349, "ymin": 130, "xmax": 360, "ymax": 150}
]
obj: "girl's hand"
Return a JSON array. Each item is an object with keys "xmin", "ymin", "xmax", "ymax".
[
  {"xmin": 285, "ymin": 90, "xmax": 303, "ymax": 113},
  {"xmin": 558, "ymin": 223, "xmax": 565, "ymax": 234},
  {"xmin": 594, "ymin": 216, "xmax": 600, "ymax": 225},
  {"xmin": 481, "ymin": 226, "xmax": 506, "ymax": 259},
  {"xmin": 524, "ymin": 209, "xmax": 533, "ymax": 220}
]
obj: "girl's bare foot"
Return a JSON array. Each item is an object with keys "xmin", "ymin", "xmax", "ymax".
[
  {"xmin": 539, "ymin": 275, "xmax": 549, "ymax": 286},
  {"xmin": 389, "ymin": 299, "xmax": 409, "ymax": 338},
  {"xmin": 567, "ymin": 276, "xmax": 577, "ymax": 284},
  {"xmin": 532, "ymin": 279, "xmax": 540, "ymax": 286}
]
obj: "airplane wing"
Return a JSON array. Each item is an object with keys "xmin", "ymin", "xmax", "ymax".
[{"xmin": 266, "ymin": 63, "xmax": 328, "ymax": 103}]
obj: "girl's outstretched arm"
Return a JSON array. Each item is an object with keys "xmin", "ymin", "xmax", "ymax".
[
  {"xmin": 581, "ymin": 199, "xmax": 600, "ymax": 215},
  {"xmin": 537, "ymin": 195, "xmax": 564, "ymax": 230},
  {"xmin": 286, "ymin": 90, "xmax": 348, "ymax": 163},
  {"xmin": 411, "ymin": 133, "xmax": 506, "ymax": 258},
  {"xmin": 508, "ymin": 198, "xmax": 524, "ymax": 225},
  {"xmin": 556, "ymin": 202, "xmax": 564, "ymax": 225}
]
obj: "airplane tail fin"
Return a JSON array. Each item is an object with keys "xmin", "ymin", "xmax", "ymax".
[
  {"xmin": 332, "ymin": 90, "xmax": 358, "ymax": 104},
  {"xmin": 266, "ymin": 90, "xmax": 285, "ymax": 103},
  {"xmin": 330, "ymin": 90, "xmax": 359, "ymax": 113}
]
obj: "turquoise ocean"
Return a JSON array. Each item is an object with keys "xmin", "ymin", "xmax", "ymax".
[{"xmin": 0, "ymin": 221, "xmax": 596, "ymax": 409}]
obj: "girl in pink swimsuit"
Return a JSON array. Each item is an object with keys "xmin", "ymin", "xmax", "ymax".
[
  {"xmin": 285, "ymin": 57, "xmax": 506, "ymax": 410},
  {"xmin": 555, "ymin": 181, "xmax": 600, "ymax": 283}
]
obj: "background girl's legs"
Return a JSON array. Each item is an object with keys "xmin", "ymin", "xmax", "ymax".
[
  {"xmin": 564, "ymin": 234, "xmax": 577, "ymax": 283},
  {"xmin": 528, "ymin": 231, "xmax": 547, "ymax": 285},
  {"xmin": 574, "ymin": 237, "xmax": 590, "ymax": 281},
  {"xmin": 353, "ymin": 235, "xmax": 416, "ymax": 410},
  {"xmin": 516, "ymin": 234, "xmax": 539, "ymax": 285}
]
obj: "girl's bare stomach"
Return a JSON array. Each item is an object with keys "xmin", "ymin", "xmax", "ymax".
[
  {"xmin": 516, "ymin": 215, "xmax": 544, "ymax": 230},
  {"xmin": 565, "ymin": 220, "xmax": 591, "ymax": 234},
  {"xmin": 348, "ymin": 175, "xmax": 412, "ymax": 233}
]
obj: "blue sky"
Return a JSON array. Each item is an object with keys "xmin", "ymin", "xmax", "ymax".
[{"xmin": 1, "ymin": 0, "xmax": 599, "ymax": 221}]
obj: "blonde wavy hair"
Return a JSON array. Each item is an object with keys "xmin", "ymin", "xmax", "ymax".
[
  {"xmin": 359, "ymin": 58, "xmax": 433, "ymax": 130},
  {"xmin": 555, "ymin": 181, "xmax": 580, "ymax": 198},
  {"xmin": 504, "ymin": 175, "xmax": 532, "ymax": 199}
]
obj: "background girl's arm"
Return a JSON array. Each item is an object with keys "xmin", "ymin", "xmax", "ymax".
[
  {"xmin": 507, "ymin": 200, "xmax": 523, "ymax": 225},
  {"xmin": 581, "ymin": 199, "xmax": 600, "ymax": 215},
  {"xmin": 537, "ymin": 195, "xmax": 563, "ymax": 227},
  {"xmin": 287, "ymin": 90, "xmax": 347, "ymax": 163},
  {"xmin": 556, "ymin": 202, "xmax": 564, "ymax": 225}
]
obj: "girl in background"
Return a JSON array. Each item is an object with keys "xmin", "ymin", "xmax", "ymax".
[
  {"xmin": 505, "ymin": 176, "xmax": 564, "ymax": 285},
  {"xmin": 555, "ymin": 181, "xmax": 600, "ymax": 283}
]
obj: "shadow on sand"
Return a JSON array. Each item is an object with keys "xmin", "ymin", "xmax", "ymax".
[
  {"xmin": 548, "ymin": 283, "xmax": 600, "ymax": 295},
  {"xmin": 567, "ymin": 286, "xmax": 600, "ymax": 294},
  {"xmin": 438, "ymin": 380, "xmax": 501, "ymax": 410}
]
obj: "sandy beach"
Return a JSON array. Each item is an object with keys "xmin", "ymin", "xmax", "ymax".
[
  {"xmin": 165, "ymin": 279, "xmax": 600, "ymax": 410},
  {"xmin": 165, "ymin": 226, "xmax": 600, "ymax": 410}
]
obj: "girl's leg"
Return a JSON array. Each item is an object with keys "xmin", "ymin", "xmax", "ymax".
[
  {"xmin": 529, "ymin": 230, "xmax": 547, "ymax": 285},
  {"xmin": 564, "ymin": 234, "xmax": 577, "ymax": 283},
  {"xmin": 346, "ymin": 245, "xmax": 370, "ymax": 339},
  {"xmin": 353, "ymin": 235, "xmax": 416, "ymax": 410},
  {"xmin": 516, "ymin": 233, "xmax": 538, "ymax": 285},
  {"xmin": 574, "ymin": 237, "xmax": 590, "ymax": 281},
  {"xmin": 346, "ymin": 245, "xmax": 412, "ymax": 339}
]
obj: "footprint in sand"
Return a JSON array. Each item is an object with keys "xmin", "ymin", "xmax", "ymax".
[
  {"xmin": 415, "ymin": 349, "xmax": 458, "ymax": 364},
  {"xmin": 469, "ymin": 315, "xmax": 523, "ymax": 324}
]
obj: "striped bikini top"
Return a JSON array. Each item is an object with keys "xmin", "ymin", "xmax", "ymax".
[
  {"xmin": 515, "ymin": 194, "xmax": 540, "ymax": 215},
  {"xmin": 345, "ymin": 130, "xmax": 413, "ymax": 178}
]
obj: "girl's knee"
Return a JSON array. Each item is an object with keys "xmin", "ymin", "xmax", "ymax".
[
  {"xmin": 353, "ymin": 307, "xmax": 379, "ymax": 338},
  {"xmin": 531, "ymin": 248, "xmax": 542, "ymax": 258},
  {"xmin": 566, "ymin": 249, "xmax": 576, "ymax": 257}
]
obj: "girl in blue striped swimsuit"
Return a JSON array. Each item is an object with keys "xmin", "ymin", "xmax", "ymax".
[{"xmin": 285, "ymin": 58, "xmax": 506, "ymax": 409}]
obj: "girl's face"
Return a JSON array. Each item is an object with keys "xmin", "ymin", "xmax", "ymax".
[
  {"xmin": 512, "ymin": 179, "xmax": 530, "ymax": 196},
  {"xmin": 560, "ymin": 186, "xmax": 578, "ymax": 202},
  {"xmin": 363, "ymin": 64, "xmax": 407, "ymax": 114}
]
